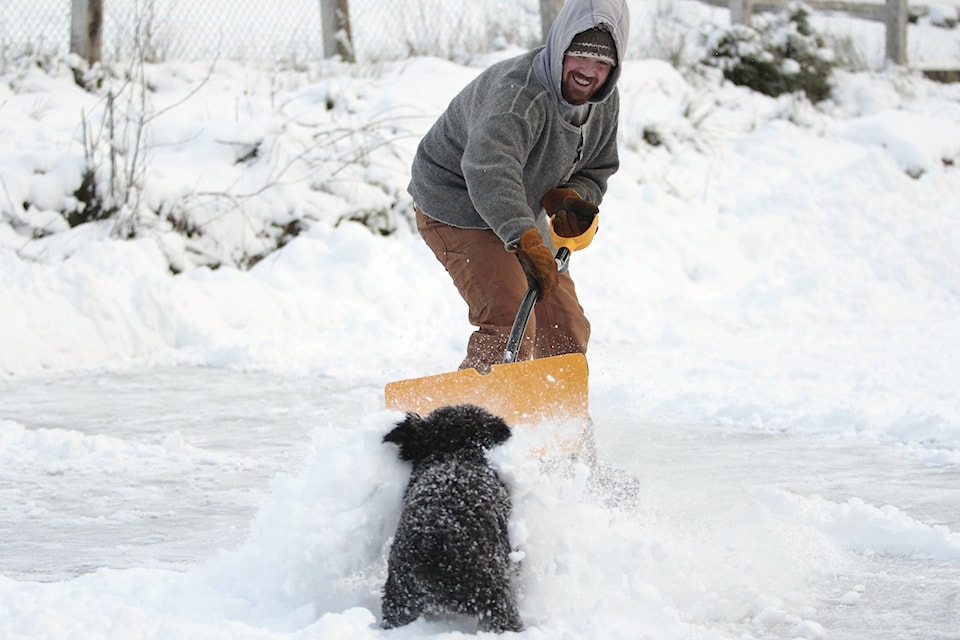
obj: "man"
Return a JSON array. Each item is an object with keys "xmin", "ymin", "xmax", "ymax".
[{"xmin": 409, "ymin": 0, "xmax": 630, "ymax": 373}]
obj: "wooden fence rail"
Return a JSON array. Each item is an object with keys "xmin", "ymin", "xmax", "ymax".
[
  {"xmin": 69, "ymin": 0, "xmax": 913, "ymax": 67},
  {"xmin": 718, "ymin": 0, "xmax": 910, "ymax": 64}
]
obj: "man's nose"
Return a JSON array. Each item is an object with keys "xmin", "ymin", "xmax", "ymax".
[{"xmin": 583, "ymin": 60, "xmax": 603, "ymax": 76}]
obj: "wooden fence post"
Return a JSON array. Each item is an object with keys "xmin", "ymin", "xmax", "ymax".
[
  {"xmin": 319, "ymin": 0, "xmax": 355, "ymax": 62},
  {"xmin": 539, "ymin": 0, "xmax": 564, "ymax": 42},
  {"xmin": 729, "ymin": 0, "xmax": 754, "ymax": 25},
  {"xmin": 885, "ymin": 0, "xmax": 908, "ymax": 64},
  {"xmin": 70, "ymin": 0, "xmax": 102, "ymax": 65}
]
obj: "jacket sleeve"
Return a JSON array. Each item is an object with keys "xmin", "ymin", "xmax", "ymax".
[{"xmin": 460, "ymin": 109, "xmax": 542, "ymax": 247}]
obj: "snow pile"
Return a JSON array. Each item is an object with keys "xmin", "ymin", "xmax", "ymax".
[
  {"xmin": 759, "ymin": 490, "xmax": 960, "ymax": 560},
  {"xmin": 0, "ymin": 412, "xmax": 863, "ymax": 639}
]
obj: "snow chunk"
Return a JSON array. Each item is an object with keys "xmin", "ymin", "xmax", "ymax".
[{"xmin": 791, "ymin": 619, "xmax": 827, "ymax": 639}]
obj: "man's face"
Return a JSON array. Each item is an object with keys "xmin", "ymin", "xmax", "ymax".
[{"xmin": 561, "ymin": 55, "xmax": 612, "ymax": 105}]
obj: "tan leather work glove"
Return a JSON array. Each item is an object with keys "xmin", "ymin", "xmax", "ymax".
[
  {"xmin": 542, "ymin": 188, "xmax": 599, "ymax": 238},
  {"xmin": 515, "ymin": 227, "xmax": 558, "ymax": 300}
]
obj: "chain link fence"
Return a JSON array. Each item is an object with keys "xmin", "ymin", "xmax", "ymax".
[{"xmin": 2, "ymin": 0, "xmax": 543, "ymax": 65}]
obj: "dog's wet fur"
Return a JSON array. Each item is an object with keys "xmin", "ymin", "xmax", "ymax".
[{"xmin": 381, "ymin": 404, "xmax": 522, "ymax": 633}]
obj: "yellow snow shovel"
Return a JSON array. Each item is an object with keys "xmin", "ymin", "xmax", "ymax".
[{"xmin": 384, "ymin": 215, "xmax": 598, "ymax": 450}]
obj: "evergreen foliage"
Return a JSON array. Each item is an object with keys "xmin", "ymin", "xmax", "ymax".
[{"xmin": 703, "ymin": 3, "xmax": 835, "ymax": 102}]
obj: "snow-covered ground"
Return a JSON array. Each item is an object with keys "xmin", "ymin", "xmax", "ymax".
[
  {"xmin": 2, "ymin": 368, "xmax": 959, "ymax": 639},
  {"xmin": 2, "ymin": 2, "xmax": 960, "ymax": 639}
]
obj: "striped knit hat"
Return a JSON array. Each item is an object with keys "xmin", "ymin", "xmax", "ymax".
[{"xmin": 565, "ymin": 26, "xmax": 618, "ymax": 66}]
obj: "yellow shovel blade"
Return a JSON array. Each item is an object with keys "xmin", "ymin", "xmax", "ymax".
[{"xmin": 385, "ymin": 352, "xmax": 589, "ymax": 430}]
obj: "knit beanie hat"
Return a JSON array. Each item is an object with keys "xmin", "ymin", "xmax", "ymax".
[{"xmin": 565, "ymin": 26, "xmax": 618, "ymax": 66}]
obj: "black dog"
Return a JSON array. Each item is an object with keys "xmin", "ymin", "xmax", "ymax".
[{"xmin": 381, "ymin": 404, "xmax": 522, "ymax": 633}]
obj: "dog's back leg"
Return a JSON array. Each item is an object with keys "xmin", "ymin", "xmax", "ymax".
[
  {"xmin": 381, "ymin": 572, "xmax": 425, "ymax": 629},
  {"xmin": 476, "ymin": 584, "xmax": 523, "ymax": 633}
]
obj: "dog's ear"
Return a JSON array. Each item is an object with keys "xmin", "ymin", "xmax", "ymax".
[
  {"xmin": 473, "ymin": 413, "xmax": 512, "ymax": 449},
  {"xmin": 383, "ymin": 412, "xmax": 421, "ymax": 443},
  {"xmin": 383, "ymin": 413, "xmax": 429, "ymax": 461}
]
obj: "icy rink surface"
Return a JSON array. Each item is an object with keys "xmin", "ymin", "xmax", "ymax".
[{"xmin": 2, "ymin": 367, "xmax": 958, "ymax": 640}]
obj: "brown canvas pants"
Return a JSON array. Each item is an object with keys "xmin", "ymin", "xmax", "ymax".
[{"xmin": 416, "ymin": 208, "xmax": 590, "ymax": 373}]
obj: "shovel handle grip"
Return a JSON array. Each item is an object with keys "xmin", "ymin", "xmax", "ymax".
[
  {"xmin": 555, "ymin": 246, "xmax": 571, "ymax": 273},
  {"xmin": 550, "ymin": 213, "xmax": 598, "ymax": 252},
  {"xmin": 503, "ymin": 247, "xmax": 571, "ymax": 364}
]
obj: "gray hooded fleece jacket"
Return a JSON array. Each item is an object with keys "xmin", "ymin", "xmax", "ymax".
[{"xmin": 408, "ymin": 0, "xmax": 630, "ymax": 248}]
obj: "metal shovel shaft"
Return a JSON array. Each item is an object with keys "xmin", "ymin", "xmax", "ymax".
[{"xmin": 502, "ymin": 247, "xmax": 571, "ymax": 364}]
